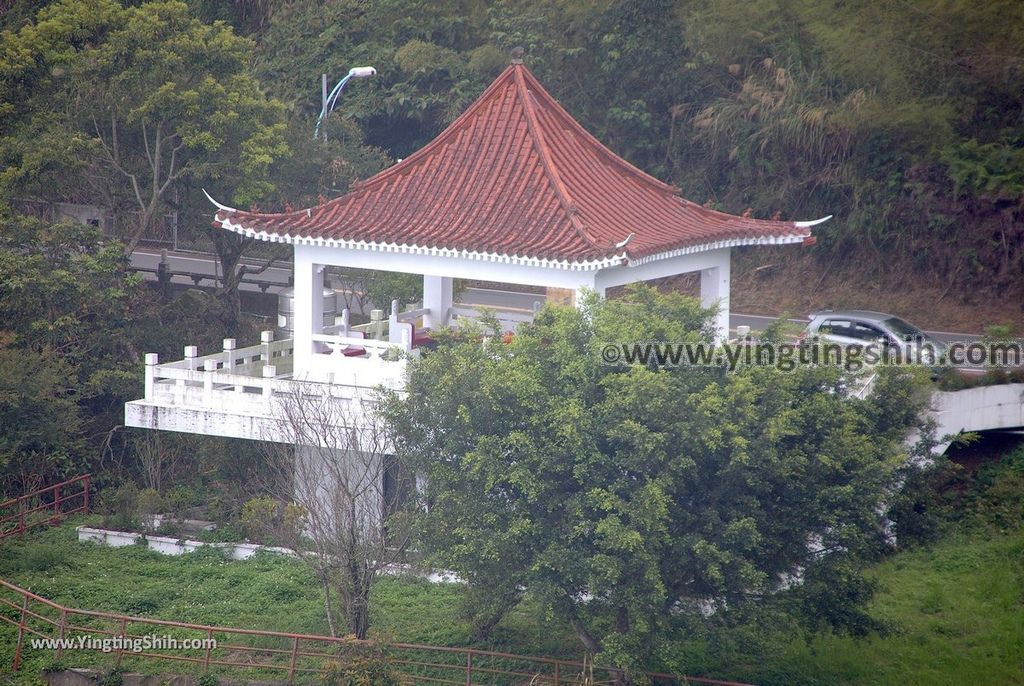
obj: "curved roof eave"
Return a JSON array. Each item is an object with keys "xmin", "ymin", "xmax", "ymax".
[{"xmin": 216, "ymin": 211, "xmax": 820, "ymax": 272}]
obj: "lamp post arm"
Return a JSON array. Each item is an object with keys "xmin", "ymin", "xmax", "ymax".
[{"xmin": 313, "ymin": 67, "xmax": 376, "ymax": 141}]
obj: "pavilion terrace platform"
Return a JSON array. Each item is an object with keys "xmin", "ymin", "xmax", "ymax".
[{"xmin": 123, "ymin": 299, "xmax": 534, "ymax": 442}]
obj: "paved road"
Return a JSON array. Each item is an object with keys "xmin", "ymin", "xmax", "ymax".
[
  {"xmin": 131, "ymin": 247, "xmax": 292, "ymax": 293},
  {"xmin": 130, "ymin": 248, "xmax": 984, "ymax": 342},
  {"xmin": 460, "ymin": 288, "xmax": 985, "ymax": 344},
  {"xmin": 730, "ymin": 313, "xmax": 983, "ymax": 345}
]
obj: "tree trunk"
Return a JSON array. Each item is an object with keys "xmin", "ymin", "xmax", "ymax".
[
  {"xmin": 350, "ymin": 596, "xmax": 370, "ymax": 640},
  {"xmin": 570, "ymin": 617, "xmax": 603, "ymax": 655},
  {"xmin": 320, "ymin": 572, "xmax": 338, "ymax": 637}
]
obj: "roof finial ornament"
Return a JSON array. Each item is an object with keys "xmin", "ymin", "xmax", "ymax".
[{"xmin": 510, "ymin": 46, "xmax": 525, "ymax": 65}]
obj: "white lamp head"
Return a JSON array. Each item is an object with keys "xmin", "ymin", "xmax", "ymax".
[{"xmin": 348, "ymin": 66, "xmax": 377, "ymax": 78}]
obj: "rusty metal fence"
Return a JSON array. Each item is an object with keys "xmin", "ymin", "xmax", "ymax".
[
  {"xmin": 0, "ymin": 475, "xmax": 90, "ymax": 541},
  {"xmin": 0, "ymin": 579, "xmax": 753, "ymax": 686}
]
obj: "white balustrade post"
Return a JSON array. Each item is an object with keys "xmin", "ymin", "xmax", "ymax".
[
  {"xmin": 144, "ymin": 353, "xmax": 158, "ymax": 401},
  {"xmin": 262, "ymin": 365, "xmax": 276, "ymax": 401},
  {"xmin": 370, "ymin": 309, "xmax": 384, "ymax": 339},
  {"xmin": 223, "ymin": 338, "xmax": 242, "ymax": 392},
  {"xmin": 203, "ymin": 359, "xmax": 217, "ymax": 404},
  {"xmin": 223, "ymin": 338, "xmax": 236, "ymax": 368},
  {"xmin": 260, "ymin": 331, "xmax": 274, "ymax": 364},
  {"xmin": 177, "ymin": 346, "xmax": 198, "ymax": 405}
]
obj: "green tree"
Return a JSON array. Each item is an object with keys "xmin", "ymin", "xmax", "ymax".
[
  {"xmin": 0, "ymin": 340, "xmax": 82, "ymax": 494},
  {"xmin": 0, "ymin": 208, "xmax": 142, "ymax": 490},
  {"xmin": 1, "ymin": 0, "xmax": 290, "ymax": 247},
  {"xmin": 0, "ymin": 0, "xmax": 295, "ymax": 329},
  {"xmin": 0, "ymin": 205, "xmax": 249, "ymax": 491},
  {"xmin": 254, "ymin": 0, "xmax": 498, "ymax": 157},
  {"xmin": 384, "ymin": 286, "xmax": 929, "ymax": 670}
]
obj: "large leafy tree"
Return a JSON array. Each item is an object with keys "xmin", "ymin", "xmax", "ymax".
[
  {"xmin": 384, "ymin": 287, "xmax": 929, "ymax": 670},
  {"xmin": 254, "ymin": 0, "xmax": 502, "ymax": 157},
  {"xmin": 0, "ymin": 0, "xmax": 289, "ymax": 253},
  {"xmin": 0, "ymin": 203, "xmax": 256, "ymax": 492},
  {"xmin": 0, "ymin": 340, "xmax": 82, "ymax": 494},
  {"xmin": 0, "ymin": 0, "xmax": 296, "ymax": 333},
  {"xmin": 0, "ymin": 207, "xmax": 143, "ymax": 491}
]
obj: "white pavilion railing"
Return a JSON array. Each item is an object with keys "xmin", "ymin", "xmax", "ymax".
[
  {"xmin": 449, "ymin": 304, "xmax": 538, "ymax": 332},
  {"xmin": 140, "ymin": 298, "xmax": 542, "ymax": 412},
  {"xmin": 143, "ymin": 333, "xmax": 294, "ymax": 404}
]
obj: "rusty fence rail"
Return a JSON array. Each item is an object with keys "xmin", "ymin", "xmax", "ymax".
[
  {"xmin": 0, "ymin": 475, "xmax": 90, "ymax": 541},
  {"xmin": 0, "ymin": 579, "xmax": 753, "ymax": 686}
]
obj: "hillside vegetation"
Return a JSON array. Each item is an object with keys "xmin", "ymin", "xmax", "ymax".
[{"xmin": 2, "ymin": 0, "xmax": 1022, "ymax": 323}]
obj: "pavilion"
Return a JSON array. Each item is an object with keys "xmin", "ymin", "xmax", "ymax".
[
  {"xmin": 126, "ymin": 57, "xmax": 826, "ymax": 443},
  {"xmin": 211, "ymin": 58, "xmax": 825, "ymax": 375}
]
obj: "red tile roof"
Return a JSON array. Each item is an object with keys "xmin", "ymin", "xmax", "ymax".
[{"xmin": 214, "ymin": 63, "xmax": 820, "ymax": 267}]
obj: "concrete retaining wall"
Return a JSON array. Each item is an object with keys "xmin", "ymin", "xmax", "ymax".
[
  {"xmin": 75, "ymin": 526, "xmax": 460, "ymax": 583},
  {"xmin": 76, "ymin": 527, "xmax": 295, "ymax": 560}
]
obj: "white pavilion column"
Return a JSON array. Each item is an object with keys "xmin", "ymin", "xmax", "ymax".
[
  {"xmin": 293, "ymin": 255, "xmax": 325, "ymax": 373},
  {"xmin": 572, "ymin": 273, "xmax": 599, "ymax": 307},
  {"xmin": 700, "ymin": 248, "xmax": 731, "ymax": 341},
  {"xmin": 422, "ymin": 275, "xmax": 453, "ymax": 329}
]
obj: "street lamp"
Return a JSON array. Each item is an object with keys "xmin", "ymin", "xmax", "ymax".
[{"xmin": 314, "ymin": 66, "xmax": 376, "ymax": 140}]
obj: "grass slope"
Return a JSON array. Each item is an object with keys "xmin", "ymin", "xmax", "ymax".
[
  {"xmin": 0, "ymin": 521, "xmax": 579, "ymax": 681},
  {"xmin": 730, "ymin": 530, "xmax": 1024, "ymax": 686},
  {"xmin": 1, "ymin": 521, "xmax": 1021, "ymax": 685}
]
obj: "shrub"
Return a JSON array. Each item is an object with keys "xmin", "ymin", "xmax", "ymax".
[
  {"xmin": 166, "ymin": 485, "xmax": 199, "ymax": 519},
  {"xmin": 14, "ymin": 544, "xmax": 67, "ymax": 572},
  {"xmin": 42, "ymin": 660, "xmax": 67, "ymax": 673},
  {"xmin": 239, "ymin": 497, "xmax": 303, "ymax": 545},
  {"xmin": 321, "ymin": 639, "xmax": 404, "ymax": 686},
  {"xmin": 206, "ymin": 492, "xmax": 240, "ymax": 528},
  {"xmin": 137, "ymin": 488, "xmax": 165, "ymax": 516},
  {"xmin": 240, "ymin": 496, "xmax": 279, "ymax": 542},
  {"xmin": 969, "ymin": 445, "xmax": 1024, "ymax": 531},
  {"xmin": 103, "ymin": 483, "xmax": 140, "ymax": 531},
  {"xmin": 196, "ymin": 673, "xmax": 219, "ymax": 686},
  {"xmin": 888, "ymin": 460, "xmax": 961, "ymax": 547},
  {"xmin": 156, "ymin": 520, "xmax": 183, "ymax": 538}
]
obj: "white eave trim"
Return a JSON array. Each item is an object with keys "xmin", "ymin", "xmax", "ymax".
[
  {"xmin": 794, "ymin": 215, "xmax": 833, "ymax": 228},
  {"xmin": 216, "ymin": 213, "xmax": 819, "ymax": 272},
  {"xmin": 623, "ymin": 231, "xmax": 811, "ymax": 267},
  {"xmin": 216, "ymin": 213, "xmax": 627, "ymax": 271},
  {"xmin": 202, "ymin": 189, "xmax": 237, "ymax": 213}
]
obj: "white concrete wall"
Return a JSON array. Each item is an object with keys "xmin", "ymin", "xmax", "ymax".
[
  {"xmin": 931, "ymin": 383, "xmax": 1024, "ymax": 439},
  {"xmin": 294, "ymin": 445, "xmax": 385, "ymax": 538},
  {"xmin": 77, "ymin": 527, "xmax": 295, "ymax": 560}
]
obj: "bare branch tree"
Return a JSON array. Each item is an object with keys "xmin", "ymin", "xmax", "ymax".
[
  {"xmin": 92, "ymin": 114, "xmax": 188, "ymax": 254},
  {"xmin": 257, "ymin": 383, "xmax": 412, "ymax": 639},
  {"xmin": 134, "ymin": 431, "xmax": 192, "ymax": 493}
]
